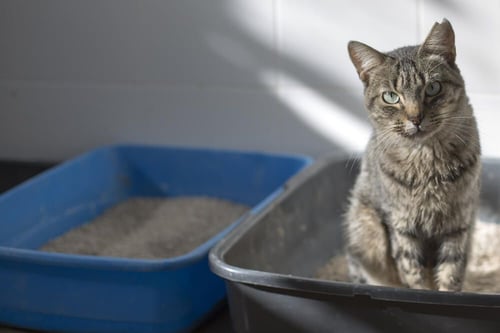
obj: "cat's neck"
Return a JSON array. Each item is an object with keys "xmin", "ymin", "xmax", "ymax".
[{"xmin": 374, "ymin": 127, "xmax": 477, "ymax": 167}]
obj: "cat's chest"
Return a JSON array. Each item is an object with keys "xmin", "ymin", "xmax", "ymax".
[
  {"xmin": 376, "ymin": 144, "xmax": 476, "ymax": 192},
  {"xmin": 375, "ymin": 147, "xmax": 479, "ymax": 234},
  {"xmin": 379, "ymin": 161, "xmax": 454, "ymax": 215}
]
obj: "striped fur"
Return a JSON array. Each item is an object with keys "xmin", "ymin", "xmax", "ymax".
[{"xmin": 344, "ymin": 19, "xmax": 481, "ymax": 291}]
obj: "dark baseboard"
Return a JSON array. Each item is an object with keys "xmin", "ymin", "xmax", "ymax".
[{"xmin": 0, "ymin": 160, "xmax": 55, "ymax": 193}]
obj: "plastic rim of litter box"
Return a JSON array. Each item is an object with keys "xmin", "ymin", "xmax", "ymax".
[{"xmin": 210, "ymin": 154, "xmax": 500, "ymax": 309}]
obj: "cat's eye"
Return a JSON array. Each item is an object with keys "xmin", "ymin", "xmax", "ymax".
[
  {"xmin": 425, "ymin": 81, "xmax": 441, "ymax": 97},
  {"xmin": 382, "ymin": 91, "xmax": 400, "ymax": 104}
]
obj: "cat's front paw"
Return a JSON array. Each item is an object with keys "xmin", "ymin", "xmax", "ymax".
[
  {"xmin": 435, "ymin": 266, "xmax": 464, "ymax": 292},
  {"xmin": 400, "ymin": 275, "xmax": 428, "ymax": 290}
]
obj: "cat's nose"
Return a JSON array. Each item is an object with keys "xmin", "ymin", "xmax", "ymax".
[
  {"xmin": 406, "ymin": 102, "xmax": 423, "ymax": 127},
  {"xmin": 408, "ymin": 115, "xmax": 422, "ymax": 127}
]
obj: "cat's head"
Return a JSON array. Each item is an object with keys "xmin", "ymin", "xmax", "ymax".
[{"xmin": 348, "ymin": 19, "xmax": 468, "ymax": 143}]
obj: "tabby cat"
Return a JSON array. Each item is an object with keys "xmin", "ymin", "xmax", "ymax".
[{"xmin": 344, "ymin": 19, "xmax": 481, "ymax": 291}]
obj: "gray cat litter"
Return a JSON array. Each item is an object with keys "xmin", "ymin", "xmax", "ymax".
[
  {"xmin": 316, "ymin": 219, "xmax": 500, "ymax": 294},
  {"xmin": 41, "ymin": 197, "xmax": 249, "ymax": 259}
]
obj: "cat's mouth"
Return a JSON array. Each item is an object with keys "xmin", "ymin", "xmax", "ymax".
[
  {"xmin": 402, "ymin": 123, "xmax": 434, "ymax": 139},
  {"xmin": 406, "ymin": 125, "xmax": 422, "ymax": 137}
]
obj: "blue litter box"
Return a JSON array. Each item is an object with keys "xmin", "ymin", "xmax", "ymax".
[{"xmin": 0, "ymin": 144, "xmax": 311, "ymax": 333}]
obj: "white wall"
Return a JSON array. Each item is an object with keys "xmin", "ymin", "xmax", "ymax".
[{"xmin": 0, "ymin": 0, "xmax": 499, "ymax": 161}]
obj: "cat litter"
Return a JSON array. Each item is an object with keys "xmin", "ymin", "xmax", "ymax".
[
  {"xmin": 0, "ymin": 144, "xmax": 311, "ymax": 333},
  {"xmin": 316, "ymin": 219, "xmax": 500, "ymax": 294},
  {"xmin": 41, "ymin": 196, "xmax": 249, "ymax": 259},
  {"xmin": 210, "ymin": 155, "xmax": 500, "ymax": 333}
]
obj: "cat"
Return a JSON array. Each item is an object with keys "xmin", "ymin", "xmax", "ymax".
[{"xmin": 344, "ymin": 19, "xmax": 481, "ymax": 291}]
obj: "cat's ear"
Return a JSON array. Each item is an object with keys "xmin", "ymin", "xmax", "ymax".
[
  {"xmin": 419, "ymin": 18, "xmax": 456, "ymax": 64},
  {"xmin": 348, "ymin": 41, "xmax": 387, "ymax": 83}
]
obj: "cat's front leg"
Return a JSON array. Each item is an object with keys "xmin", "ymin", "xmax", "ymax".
[
  {"xmin": 435, "ymin": 228, "xmax": 471, "ymax": 292},
  {"xmin": 390, "ymin": 230, "xmax": 427, "ymax": 289}
]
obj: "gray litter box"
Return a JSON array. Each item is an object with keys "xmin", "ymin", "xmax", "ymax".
[{"xmin": 210, "ymin": 154, "xmax": 500, "ymax": 333}]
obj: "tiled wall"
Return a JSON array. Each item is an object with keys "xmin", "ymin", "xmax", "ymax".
[{"xmin": 0, "ymin": 0, "xmax": 498, "ymax": 160}]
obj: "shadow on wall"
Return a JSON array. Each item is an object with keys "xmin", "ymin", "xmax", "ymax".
[
  {"xmin": 200, "ymin": 0, "xmax": 493, "ymax": 155},
  {"xmin": 2, "ymin": 1, "xmax": 487, "ymax": 160},
  {"xmin": 170, "ymin": 0, "xmax": 370, "ymax": 155},
  {"xmin": 0, "ymin": 0, "xmax": 365, "ymax": 159},
  {"xmin": 205, "ymin": 0, "xmax": 371, "ymax": 154}
]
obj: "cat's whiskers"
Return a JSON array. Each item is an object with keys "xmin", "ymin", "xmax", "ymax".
[
  {"xmin": 453, "ymin": 133, "xmax": 467, "ymax": 145},
  {"xmin": 430, "ymin": 111, "xmax": 473, "ymax": 121},
  {"xmin": 346, "ymin": 153, "xmax": 362, "ymax": 174},
  {"xmin": 436, "ymin": 120, "xmax": 481, "ymax": 150},
  {"xmin": 431, "ymin": 115, "xmax": 473, "ymax": 120},
  {"xmin": 373, "ymin": 127, "xmax": 400, "ymax": 155}
]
